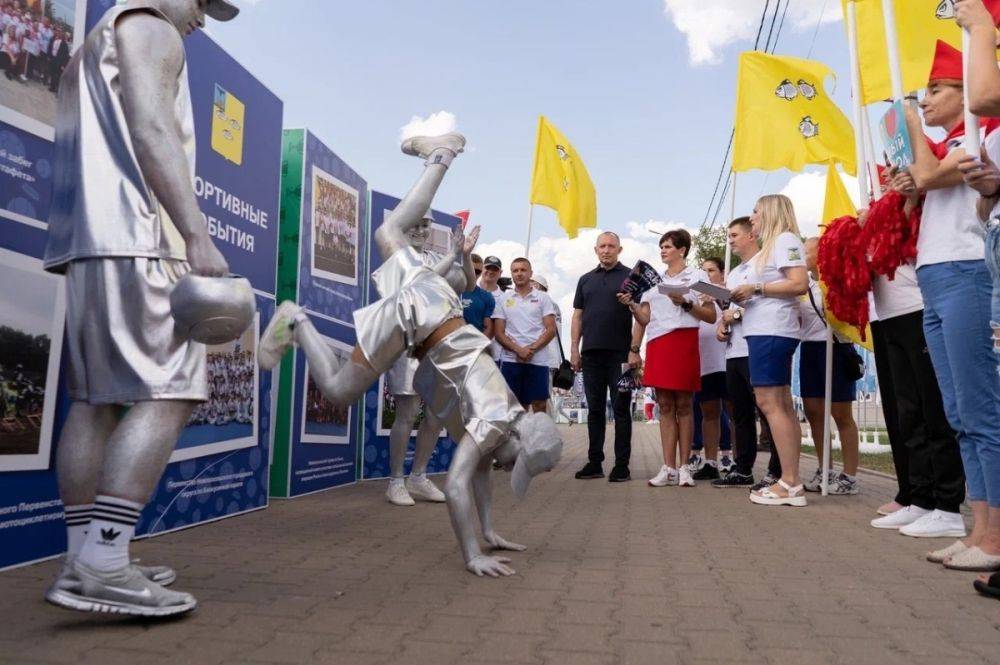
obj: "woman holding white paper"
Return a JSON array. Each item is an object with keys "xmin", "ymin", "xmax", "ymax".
[
  {"xmin": 730, "ymin": 195, "xmax": 809, "ymax": 507},
  {"xmin": 618, "ymin": 229, "xmax": 716, "ymax": 488}
]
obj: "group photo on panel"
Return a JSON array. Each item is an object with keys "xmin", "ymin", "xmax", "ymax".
[{"xmin": 0, "ymin": 0, "xmax": 999, "ymax": 645}]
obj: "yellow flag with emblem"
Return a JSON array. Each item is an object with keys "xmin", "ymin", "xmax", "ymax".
[
  {"xmin": 819, "ymin": 163, "xmax": 873, "ymax": 351},
  {"xmin": 842, "ymin": 0, "xmax": 1000, "ymax": 105},
  {"xmin": 529, "ymin": 116, "xmax": 597, "ymax": 239},
  {"xmin": 733, "ymin": 52, "xmax": 856, "ymax": 176}
]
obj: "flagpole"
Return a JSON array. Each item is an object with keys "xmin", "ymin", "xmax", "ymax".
[
  {"xmin": 880, "ymin": 0, "xmax": 905, "ymax": 101},
  {"xmin": 861, "ymin": 106, "xmax": 883, "ymax": 202},
  {"xmin": 525, "ymin": 203, "xmax": 535, "ymax": 259},
  {"xmin": 963, "ymin": 30, "xmax": 982, "ymax": 157},
  {"xmin": 724, "ymin": 170, "xmax": 735, "ymax": 275}
]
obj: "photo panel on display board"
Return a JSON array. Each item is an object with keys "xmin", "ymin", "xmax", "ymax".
[
  {"xmin": 300, "ymin": 335, "xmax": 352, "ymax": 445},
  {"xmin": 310, "ymin": 166, "xmax": 359, "ymax": 288},
  {"xmin": 361, "ymin": 191, "xmax": 461, "ymax": 480},
  {"xmin": 0, "ymin": 248, "xmax": 63, "ymax": 472}
]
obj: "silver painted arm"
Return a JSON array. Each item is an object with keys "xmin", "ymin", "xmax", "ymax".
[
  {"xmin": 474, "ymin": 458, "xmax": 525, "ymax": 553},
  {"xmin": 116, "ymin": 12, "xmax": 227, "ymax": 276},
  {"xmin": 432, "ymin": 225, "xmax": 480, "ymax": 293}
]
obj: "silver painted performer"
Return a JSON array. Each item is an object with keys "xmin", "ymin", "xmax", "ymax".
[
  {"xmin": 42, "ymin": 0, "xmax": 240, "ymax": 617},
  {"xmin": 259, "ymin": 134, "xmax": 562, "ymax": 577},
  {"xmin": 373, "ymin": 176, "xmax": 477, "ymax": 507}
]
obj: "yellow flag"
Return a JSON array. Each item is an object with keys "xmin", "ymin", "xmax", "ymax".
[
  {"xmin": 843, "ymin": 0, "xmax": 998, "ymax": 105},
  {"xmin": 529, "ymin": 116, "xmax": 597, "ymax": 239},
  {"xmin": 733, "ymin": 52, "xmax": 856, "ymax": 176},
  {"xmin": 819, "ymin": 163, "xmax": 873, "ymax": 351}
]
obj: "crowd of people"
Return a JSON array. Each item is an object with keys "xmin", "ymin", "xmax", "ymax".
[
  {"xmin": 312, "ymin": 180, "xmax": 357, "ymax": 267},
  {"xmin": 0, "ymin": 362, "xmax": 43, "ymax": 431},
  {"xmin": 305, "ymin": 381, "xmax": 348, "ymax": 427},
  {"xmin": 0, "ymin": 1, "xmax": 71, "ymax": 90},
  {"xmin": 187, "ymin": 349, "xmax": 254, "ymax": 427}
]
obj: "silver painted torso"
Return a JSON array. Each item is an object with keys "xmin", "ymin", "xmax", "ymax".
[{"xmin": 43, "ymin": 2, "xmax": 193, "ymax": 272}]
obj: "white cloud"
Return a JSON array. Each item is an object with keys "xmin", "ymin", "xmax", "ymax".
[
  {"xmin": 399, "ymin": 111, "xmax": 459, "ymax": 143},
  {"xmin": 662, "ymin": 0, "xmax": 841, "ymax": 65},
  {"xmin": 778, "ymin": 168, "xmax": 860, "ymax": 238}
]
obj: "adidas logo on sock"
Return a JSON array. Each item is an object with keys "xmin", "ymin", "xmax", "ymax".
[{"xmin": 98, "ymin": 527, "xmax": 121, "ymax": 545}]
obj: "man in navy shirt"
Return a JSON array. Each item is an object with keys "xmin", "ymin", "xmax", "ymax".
[{"xmin": 461, "ymin": 254, "xmax": 495, "ymax": 335}]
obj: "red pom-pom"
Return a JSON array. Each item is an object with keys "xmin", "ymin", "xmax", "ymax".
[{"xmin": 818, "ymin": 215, "xmax": 871, "ymax": 339}]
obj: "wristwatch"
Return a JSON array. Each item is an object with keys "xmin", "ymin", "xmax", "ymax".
[
  {"xmin": 630, "ymin": 345, "xmax": 640, "ymax": 353},
  {"xmin": 681, "ymin": 301, "xmax": 693, "ymax": 312},
  {"xmin": 732, "ymin": 309, "xmax": 742, "ymax": 321}
]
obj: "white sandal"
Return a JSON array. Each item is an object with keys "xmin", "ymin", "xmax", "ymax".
[{"xmin": 749, "ymin": 479, "xmax": 807, "ymax": 507}]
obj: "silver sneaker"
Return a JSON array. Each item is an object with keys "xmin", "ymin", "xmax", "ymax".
[
  {"xmin": 53, "ymin": 556, "xmax": 176, "ymax": 592},
  {"xmin": 401, "ymin": 132, "xmax": 466, "ymax": 159},
  {"xmin": 45, "ymin": 560, "xmax": 196, "ymax": 618},
  {"xmin": 405, "ymin": 475, "xmax": 445, "ymax": 502},
  {"xmin": 258, "ymin": 300, "xmax": 302, "ymax": 370}
]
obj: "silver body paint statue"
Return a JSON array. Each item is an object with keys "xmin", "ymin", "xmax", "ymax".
[
  {"xmin": 259, "ymin": 133, "xmax": 562, "ymax": 576},
  {"xmin": 41, "ymin": 0, "xmax": 239, "ymax": 618}
]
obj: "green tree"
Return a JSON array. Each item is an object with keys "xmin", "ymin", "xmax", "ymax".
[{"xmin": 691, "ymin": 225, "xmax": 740, "ymax": 269}]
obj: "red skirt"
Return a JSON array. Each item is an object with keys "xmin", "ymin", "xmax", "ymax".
[{"xmin": 643, "ymin": 328, "xmax": 701, "ymax": 393}]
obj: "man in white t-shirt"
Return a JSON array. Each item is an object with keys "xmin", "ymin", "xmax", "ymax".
[
  {"xmin": 494, "ymin": 258, "xmax": 558, "ymax": 412},
  {"xmin": 530, "ymin": 275, "xmax": 562, "ymax": 372}
]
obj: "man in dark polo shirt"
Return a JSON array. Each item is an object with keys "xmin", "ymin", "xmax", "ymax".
[{"xmin": 570, "ymin": 231, "xmax": 634, "ymax": 482}]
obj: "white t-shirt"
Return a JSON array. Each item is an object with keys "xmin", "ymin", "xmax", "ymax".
[
  {"xmin": 724, "ymin": 259, "xmax": 753, "ymax": 360},
  {"xmin": 741, "ymin": 232, "xmax": 807, "ymax": 339},
  {"xmin": 698, "ymin": 304, "xmax": 727, "ymax": 375},
  {"xmin": 542, "ymin": 302, "xmax": 563, "ymax": 369},
  {"xmin": 639, "ymin": 265, "xmax": 707, "ymax": 343},
  {"xmin": 918, "ymin": 131, "xmax": 991, "ymax": 268},
  {"xmin": 493, "ymin": 287, "xmax": 557, "ymax": 364},
  {"xmin": 486, "ymin": 285, "xmax": 504, "ymax": 360},
  {"xmin": 798, "ymin": 280, "xmax": 827, "ymax": 343},
  {"xmin": 871, "ymin": 262, "xmax": 923, "ymax": 321}
]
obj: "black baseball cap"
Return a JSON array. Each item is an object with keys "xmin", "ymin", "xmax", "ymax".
[
  {"xmin": 484, "ymin": 256, "xmax": 502, "ymax": 269},
  {"xmin": 207, "ymin": 0, "xmax": 240, "ymax": 21}
]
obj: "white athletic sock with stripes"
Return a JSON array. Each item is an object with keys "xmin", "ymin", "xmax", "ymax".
[
  {"xmin": 63, "ymin": 503, "xmax": 93, "ymax": 558},
  {"xmin": 76, "ymin": 495, "xmax": 143, "ymax": 572}
]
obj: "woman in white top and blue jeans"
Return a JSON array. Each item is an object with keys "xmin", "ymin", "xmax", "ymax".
[{"xmin": 731, "ymin": 195, "xmax": 809, "ymax": 506}]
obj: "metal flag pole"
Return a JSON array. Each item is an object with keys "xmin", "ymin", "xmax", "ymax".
[
  {"xmin": 963, "ymin": 29, "xmax": 982, "ymax": 157},
  {"xmin": 525, "ymin": 203, "xmax": 535, "ymax": 259},
  {"xmin": 724, "ymin": 170, "xmax": 736, "ymax": 275}
]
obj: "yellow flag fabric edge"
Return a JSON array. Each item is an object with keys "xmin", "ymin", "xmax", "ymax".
[{"xmin": 820, "ymin": 162, "xmax": 873, "ymax": 351}]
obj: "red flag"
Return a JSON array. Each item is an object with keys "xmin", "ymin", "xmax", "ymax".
[{"xmin": 454, "ymin": 210, "xmax": 471, "ymax": 228}]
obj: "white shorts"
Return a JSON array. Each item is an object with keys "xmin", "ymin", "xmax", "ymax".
[{"xmin": 64, "ymin": 258, "xmax": 208, "ymax": 404}]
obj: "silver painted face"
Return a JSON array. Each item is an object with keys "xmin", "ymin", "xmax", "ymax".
[
  {"xmin": 159, "ymin": 0, "xmax": 207, "ymax": 35},
  {"xmin": 407, "ymin": 218, "xmax": 432, "ymax": 250}
]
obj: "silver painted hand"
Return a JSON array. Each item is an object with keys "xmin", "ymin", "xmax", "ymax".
[
  {"xmin": 484, "ymin": 533, "xmax": 526, "ymax": 552},
  {"xmin": 466, "ymin": 554, "xmax": 515, "ymax": 578}
]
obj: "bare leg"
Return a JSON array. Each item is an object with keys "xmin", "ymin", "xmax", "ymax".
[
  {"xmin": 444, "ymin": 436, "xmax": 515, "ymax": 577},
  {"xmin": 755, "ymin": 386, "xmax": 802, "ymax": 489},
  {"xmin": 389, "ymin": 395, "xmax": 422, "ymax": 479},
  {"xmin": 656, "ymin": 390, "xmax": 678, "ymax": 468},
  {"xmin": 961, "ymin": 501, "xmax": 989, "ymax": 549},
  {"xmin": 56, "ymin": 403, "xmax": 121, "ymax": 506},
  {"xmin": 99, "ymin": 401, "xmax": 195, "ymax": 503},
  {"xmin": 832, "ymin": 402, "xmax": 859, "ymax": 476},
  {"xmin": 802, "ymin": 397, "xmax": 825, "ymax": 468},
  {"xmin": 676, "ymin": 392, "xmax": 695, "ymax": 469},
  {"xmin": 700, "ymin": 398, "xmax": 722, "ymax": 463}
]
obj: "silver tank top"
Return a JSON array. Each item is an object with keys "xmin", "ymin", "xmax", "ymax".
[
  {"xmin": 43, "ymin": 3, "xmax": 193, "ymax": 273},
  {"xmin": 371, "ymin": 246, "xmax": 446, "ymax": 298}
]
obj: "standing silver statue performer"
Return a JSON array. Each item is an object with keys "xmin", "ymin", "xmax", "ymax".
[
  {"xmin": 376, "ymin": 200, "xmax": 476, "ymax": 507},
  {"xmin": 42, "ymin": 0, "xmax": 240, "ymax": 617},
  {"xmin": 259, "ymin": 133, "xmax": 562, "ymax": 577}
]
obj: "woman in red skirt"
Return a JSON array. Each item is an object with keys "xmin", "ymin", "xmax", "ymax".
[{"xmin": 620, "ymin": 230, "xmax": 717, "ymax": 487}]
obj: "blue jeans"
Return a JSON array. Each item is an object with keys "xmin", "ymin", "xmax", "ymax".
[
  {"xmin": 987, "ymin": 221, "xmax": 1000, "ymax": 352},
  {"xmin": 917, "ymin": 260, "xmax": 1000, "ymax": 507}
]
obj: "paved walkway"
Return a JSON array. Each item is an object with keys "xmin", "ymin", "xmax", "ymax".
[{"xmin": 1, "ymin": 424, "xmax": 998, "ymax": 665}]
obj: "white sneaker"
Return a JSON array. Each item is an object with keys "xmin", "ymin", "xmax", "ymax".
[
  {"xmin": 385, "ymin": 480, "xmax": 415, "ymax": 506},
  {"xmin": 899, "ymin": 509, "xmax": 967, "ymax": 538},
  {"xmin": 258, "ymin": 301, "xmax": 302, "ymax": 370},
  {"xmin": 678, "ymin": 466, "xmax": 696, "ymax": 487},
  {"xmin": 648, "ymin": 466, "xmax": 678, "ymax": 487},
  {"xmin": 870, "ymin": 505, "xmax": 930, "ymax": 529},
  {"xmin": 405, "ymin": 475, "xmax": 445, "ymax": 502},
  {"xmin": 719, "ymin": 455, "xmax": 734, "ymax": 474},
  {"xmin": 686, "ymin": 453, "xmax": 704, "ymax": 471}
]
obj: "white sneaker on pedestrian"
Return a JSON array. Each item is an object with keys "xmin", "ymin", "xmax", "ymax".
[
  {"xmin": 899, "ymin": 509, "xmax": 967, "ymax": 538},
  {"xmin": 828, "ymin": 473, "xmax": 859, "ymax": 496},
  {"xmin": 259, "ymin": 300, "xmax": 302, "ymax": 370},
  {"xmin": 678, "ymin": 465, "xmax": 696, "ymax": 487},
  {"xmin": 648, "ymin": 466, "xmax": 678, "ymax": 487},
  {"xmin": 719, "ymin": 455, "xmax": 734, "ymax": 474},
  {"xmin": 405, "ymin": 475, "xmax": 445, "ymax": 502},
  {"xmin": 870, "ymin": 505, "xmax": 930, "ymax": 529},
  {"xmin": 686, "ymin": 453, "xmax": 704, "ymax": 471},
  {"xmin": 385, "ymin": 479, "xmax": 415, "ymax": 506}
]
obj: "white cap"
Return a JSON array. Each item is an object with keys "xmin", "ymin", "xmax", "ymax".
[
  {"xmin": 510, "ymin": 413, "xmax": 563, "ymax": 500},
  {"xmin": 531, "ymin": 275, "xmax": 549, "ymax": 291}
]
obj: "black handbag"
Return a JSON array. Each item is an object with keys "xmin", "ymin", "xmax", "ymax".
[
  {"xmin": 806, "ymin": 285, "xmax": 865, "ymax": 382},
  {"xmin": 552, "ymin": 333, "xmax": 576, "ymax": 390}
]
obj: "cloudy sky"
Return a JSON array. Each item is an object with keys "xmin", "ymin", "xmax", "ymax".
[{"xmin": 211, "ymin": 0, "xmax": 898, "ymax": 335}]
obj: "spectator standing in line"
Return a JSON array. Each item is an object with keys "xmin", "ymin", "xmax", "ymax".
[
  {"xmin": 480, "ymin": 255, "xmax": 504, "ymax": 360},
  {"xmin": 731, "ymin": 195, "xmax": 809, "ymax": 506},
  {"xmin": 569, "ymin": 232, "xmax": 635, "ymax": 482},
  {"xmin": 621, "ymin": 229, "xmax": 717, "ymax": 488},
  {"xmin": 902, "ymin": 37, "xmax": 1000, "ymax": 572},
  {"xmin": 494, "ymin": 258, "xmax": 558, "ymax": 413},
  {"xmin": 691, "ymin": 256, "xmax": 735, "ymax": 480},
  {"xmin": 867, "ymin": 171, "xmax": 965, "ymax": 540},
  {"xmin": 461, "ymin": 253, "xmax": 495, "ymax": 335},
  {"xmin": 530, "ymin": 274, "xmax": 562, "ymax": 376},
  {"xmin": 712, "ymin": 217, "xmax": 762, "ymax": 488},
  {"xmin": 797, "ymin": 237, "xmax": 861, "ymax": 496}
]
